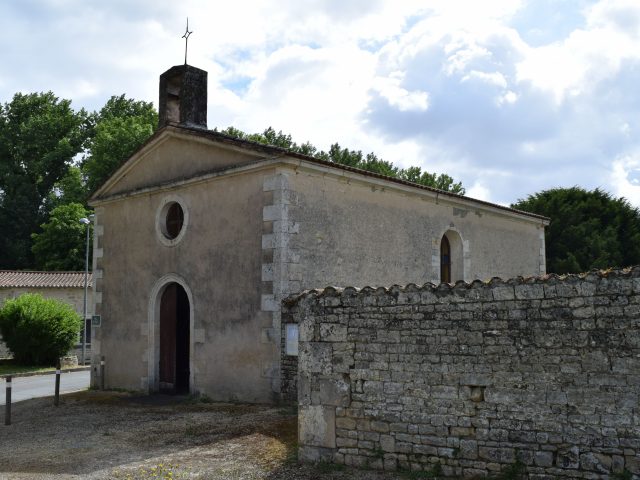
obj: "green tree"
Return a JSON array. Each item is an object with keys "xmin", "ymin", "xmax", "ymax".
[
  {"xmin": 512, "ymin": 187, "xmax": 640, "ymax": 274},
  {"xmin": 46, "ymin": 165, "xmax": 88, "ymax": 210},
  {"xmin": 0, "ymin": 93, "xmax": 156, "ymax": 270},
  {"xmin": 398, "ymin": 166, "xmax": 464, "ymax": 193},
  {"xmin": 218, "ymin": 126, "xmax": 465, "ymax": 194},
  {"xmin": 82, "ymin": 95, "xmax": 158, "ymax": 193},
  {"xmin": 31, "ymin": 203, "xmax": 92, "ymax": 271},
  {"xmin": 0, "ymin": 293, "xmax": 82, "ymax": 365},
  {"xmin": 94, "ymin": 93, "xmax": 158, "ymax": 123},
  {"xmin": 0, "ymin": 92, "xmax": 89, "ymax": 269},
  {"xmin": 42, "ymin": 96, "xmax": 157, "ymax": 269}
]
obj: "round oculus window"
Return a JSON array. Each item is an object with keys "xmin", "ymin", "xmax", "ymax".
[
  {"xmin": 156, "ymin": 196, "xmax": 188, "ymax": 247},
  {"xmin": 163, "ymin": 202, "xmax": 184, "ymax": 240}
]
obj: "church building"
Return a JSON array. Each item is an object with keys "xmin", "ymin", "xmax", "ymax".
[{"xmin": 88, "ymin": 64, "xmax": 549, "ymax": 402}]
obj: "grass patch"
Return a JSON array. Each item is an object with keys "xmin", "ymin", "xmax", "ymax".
[
  {"xmin": 63, "ymin": 390, "xmax": 142, "ymax": 406},
  {"xmin": 101, "ymin": 387, "xmax": 141, "ymax": 395},
  {"xmin": 0, "ymin": 359, "xmax": 55, "ymax": 376},
  {"xmin": 403, "ymin": 473, "xmax": 436, "ymax": 480},
  {"xmin": 495, "ymin": 460, "xmax": 525, "ymax": 480},
  {"xmin": 316, "ymin": 461, "xmax": 346, "ymax": 473},
  {"xmin": 612, "ymin": 470, "xmax": 633, "ymax": 480},
  {"xmin": 402, "ymin": 463, "xmax": 443, "ymax": 479}
]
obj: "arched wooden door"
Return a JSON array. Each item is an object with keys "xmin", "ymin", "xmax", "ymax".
[{"xmin": 159, "ymin": 283, "xmax": 190, "ymax": 394}]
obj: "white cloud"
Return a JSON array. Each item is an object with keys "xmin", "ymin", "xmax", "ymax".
[
  {"xmin": 466, "ymin": 181, "xmax": 492, "ymax": 202},
  {"xmin": 587, "ymin": 0, "xmax": 640, "ymax": 34},
  {"xmin": 611, "ymin": 154, "xmax": 640, "ymax": 204},
  {"xmin": 462, "ymin": 71, "xmax": 508, "ymax": 88},
  {"xmin": 1, "ymin": 0, "xmax": 640, "ymax": 209},
  {"xmin": 498, "ymin": 90, "xmax": 518, "ymax": 105},
  {"xmin": 220, "ymin": 43, "xmax": 377, "ymax": 149},
  {"xmin": 445, "ymin": 43, "xmax": 493, "ymax": 76},
  {"xmin": 517, "ymin": 0, "xmax": 640, "ymax": 103},
  {"xmin": 372, "ymin": 73, "xmax": 429, "ymax": 112}
]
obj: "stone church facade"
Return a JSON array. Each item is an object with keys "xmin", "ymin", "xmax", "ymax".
[{"xmin": 88, "ymin": 64, "xmax": 548, "ymax": 402}]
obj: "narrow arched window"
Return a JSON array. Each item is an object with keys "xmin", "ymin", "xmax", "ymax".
[{"xmin": 440, "ymin": 235, "xmax": 451, "ymax": 283}]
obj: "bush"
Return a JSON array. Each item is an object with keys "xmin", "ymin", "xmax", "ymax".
[{"xmin": 0, "ymin": 293, "xmax": 82, "ymax": 365}]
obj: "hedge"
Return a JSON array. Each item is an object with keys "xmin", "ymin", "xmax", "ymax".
[{"xmin": 0, "ymin": 293, "xmax": 82, "ymax": 365}]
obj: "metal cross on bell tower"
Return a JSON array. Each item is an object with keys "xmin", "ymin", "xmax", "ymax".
[{"xmin": 182, "ymin": 17, "xmax": 193, "ymax": 65}]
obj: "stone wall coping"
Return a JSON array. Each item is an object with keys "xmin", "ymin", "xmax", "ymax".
[{"xmin": 283, "ymin": 265, "xmax": 640, "ymax": 305}]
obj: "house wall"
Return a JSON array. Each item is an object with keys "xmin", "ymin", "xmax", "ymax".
[
  {"xmin": 287, "ymin": 165, "xmax": 546, "ymax": 289},
  {"xmin": 92, "ymin": 168, "xmax": 277, "ymax": 402},
  {"xmin": 0, "ymin": 287, "xmax": 93, "ymax": 360},
  {"xmin": 286, "ymin": 268, "xmax": 640, "ymax": 478}
]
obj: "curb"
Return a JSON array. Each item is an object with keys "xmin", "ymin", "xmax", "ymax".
[{"xmin": 0, "ymin": 366, "xmax": 90, "ymax": 379}]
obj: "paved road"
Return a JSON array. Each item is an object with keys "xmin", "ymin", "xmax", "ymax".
[{"xmin": 0, "ymin": 370, "xmax": 90, "ymax": 405}]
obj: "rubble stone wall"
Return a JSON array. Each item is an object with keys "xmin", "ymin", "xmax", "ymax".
[{"xmin": 283, "ymin": 268, "xmax": 640, "ymax": 478}]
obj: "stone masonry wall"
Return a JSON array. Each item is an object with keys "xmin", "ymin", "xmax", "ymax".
[{"xmin": 283, "ymin": 267, "xmax": 640, "ymax": 478}]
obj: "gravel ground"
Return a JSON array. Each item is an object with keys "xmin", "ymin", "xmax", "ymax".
[{"xmin": 0, "ymin": 391, "xmax": 431, "ymax": 480}]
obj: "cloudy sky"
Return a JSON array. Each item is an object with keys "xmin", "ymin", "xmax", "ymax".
[{"xmin": 1, "ymin": 0, "xmax": 640, "ymax": 207}]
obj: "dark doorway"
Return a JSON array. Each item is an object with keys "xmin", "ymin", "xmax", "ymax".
[
  {"xmin": 440, "ymin": 235, "xmax": 451, "ymax": 283},
  {"xmin": 159, "ymin": 283, "xmax": 190, "ymax": 394}
]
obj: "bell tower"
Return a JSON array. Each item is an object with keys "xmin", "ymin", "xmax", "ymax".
[{"xmin": 158, "ymin": 64, "xmax": 207, "ymax": 129}]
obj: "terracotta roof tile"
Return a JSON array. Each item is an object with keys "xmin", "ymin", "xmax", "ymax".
[{"xmin": 0, "ymin": 271, "xmax": 92, "ymax": 289}]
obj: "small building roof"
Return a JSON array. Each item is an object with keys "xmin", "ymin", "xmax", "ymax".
[{"xmin": 0, "ymin": 271, "xmax": 92, "ymax": 289}]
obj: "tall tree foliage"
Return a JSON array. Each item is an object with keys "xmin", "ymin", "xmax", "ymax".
[
  {"xmin": 512, "ymin": 187, "xmax": 640, "ymax": 274},
  {"xmin": 31, "ymin": 203, "xmax": 92, "ymax": 271},
  {"xmin": 46, "ymin": 166, "xmax": 87, "ymax": 210},
  {"xmin": 0, "ymin": 92, "xmax": 157, "ymax": 270},
  {"xmin": 0, "ymin": 92, "xmax": 88, "ymax": 269},
  {"xmin": 82, "ymin": 95, "xmax": 158, "ymax": 193},
  {"xmin": 218, "ymin": 126, "xmax": 465, "ymax": 194}
]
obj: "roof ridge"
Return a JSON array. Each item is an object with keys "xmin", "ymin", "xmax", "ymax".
[
  {"xmin": 91, "ymin": 123, "xmax": 550, "ymax": 223},
  {"xmin": 174, "ymin": 125, "xmax": 550, "ymax": 223}
]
